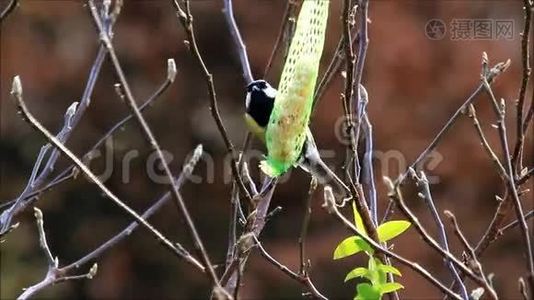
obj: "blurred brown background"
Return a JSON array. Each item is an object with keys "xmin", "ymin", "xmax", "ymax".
[{"xmin": 1, "ymin": 0, "xmax": 532, "ymax": 299}]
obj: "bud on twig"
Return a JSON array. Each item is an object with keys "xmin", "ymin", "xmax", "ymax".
[
  {"xmin": 167, "ymin": 58, "xmax": 177, "ymax": 83},
  {"xmin": 11, "ymin": 75, "xmax": 22, "ymax": 97}
]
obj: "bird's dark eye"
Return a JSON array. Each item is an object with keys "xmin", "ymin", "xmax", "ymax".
[{"xmin": 259, "ymin": 81, "xmax": 267, "ymax": 89}]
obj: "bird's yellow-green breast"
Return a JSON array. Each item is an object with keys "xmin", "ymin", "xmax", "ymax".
[
  {"xmin": 260, "ymin": 0, "xmax": 330, "ymax": 177},
  {"xmin": 244, "ymin": 113, "xmax": 266, "ymax": 143}
]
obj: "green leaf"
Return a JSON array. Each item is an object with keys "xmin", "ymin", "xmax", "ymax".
[
  {"xmin": 367, "ymin": 257, "xmax": 387, "ymax": 285},
  {"xmin": 377, "ymin": 220, "xmax": 411, "ymax": 242},
  {"xmin": 333, "ymin": 236, "xmax": 373, "ymax": 259},
  {"xmin": 379, "ymin": 282, "xmax": 404, "ymax": 294},
  {"xmin": 355, "ymin": 283, "xmax": 381, "ymax": 300},
  {"xmin": 352, "ymin": 201, "xmax": 367, "ymax": 235},
  {"xmin": 378, "ymin": 265, "xmax": 402, "ymax": 277},
  {"xmin": 344, "ymin": 267, "xmax": 369, "ymax": 282}
]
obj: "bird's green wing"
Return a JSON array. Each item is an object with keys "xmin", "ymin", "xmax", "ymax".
[{"xmin": 261, "ymin": 0, "xmax": 330, "ymax": 177}]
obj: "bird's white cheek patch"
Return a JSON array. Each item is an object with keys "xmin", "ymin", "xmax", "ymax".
[
  {"xmin": 245, "ymin": 93, "xmax": 251, "ymax": 109},
  {"xmin": 264, "ymin": 85, "xmax": 277, "ymax": 98}
]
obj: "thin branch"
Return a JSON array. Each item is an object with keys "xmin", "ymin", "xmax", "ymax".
[
  {"xmin": 312, "ymin": 28, "xmax": 360, "ymax": 115},
  {"xmin": 511, "ymin": 0, "xmax": 533, "ymax": 171},
  {"xmin": 394, "ymin": 59, "xmax": 511, "ymax": 187},
  {"xmin": 444, "ymin": 210, "xmax": 497, "ymax": 300},
  {"xmin": 88, "ymin": 1, "xmax": 223, "ymax": 293},
  {"xmin": 20, "ymin": 146, "xmax": 205, "ymax": 299},
  {"xmin": 299, "ymin": 178, "xmax": 317, "ymax": 275},
  {"xmin": 222, "ymin": 0, "xmax": 254, "ymax": 84},
  {"xmin": 226, "ymin": 182, "xmax": 240, "ymax": 269},
  {"xmin": 474, "ymin": 190, "xmax": 511, "ymax": 256},
  {"xmin": 0, "ymin": 7, "xmax": 117, "ymax": 235},
  {"xmin": 519, "ymin": 277, "xmax": 529, "ymax": 300},
  {"xmin": 322, "ymin": 187, "xmax": 462, "ymax": 300},
  {"xmin": 171, "ymin": 0, "xmax": 252, "ymax": 204},
  {"xmin": 0, "ymin": 0, "xmax": 18, "ymax": 22},
  {"xmin": 61, "ymin": 144, "xmax": 204, "ymax": 272},
  {"xmin": 411, "ymin": 170, "xmax": 469, "ymax": 300},
  {"xmin": 466, "ymin": 104, "xmax": 508, "ymax": 180},
  {"xmin": 362, "ymin": 109, "xmax": 378, "ymax": 224},
  {"xmin": 482, "ymin": 75, "xmax": 534, "ymax": 291},
  {"xmin": 33, "ymin": 208, "xmax": 56, "ymax": 268},
  {"xmin": 517, "ymin": 168, "xmax": 533, "ymax": 185},
  {"xmin": 221, "ymin": 178, "xmax": 277, "ymax": 293},
  {"xmin": 0, "ymin": 59, "xmax": 176, "ymax": 215},
  {"xmin": 341, "ymin": 0, "xmax": 358, "ymax": 182},
  {"xmin": 501, "ymin": 209, "xmax": 534, "ymax": 233},
  {"xmin": 17, "ymin": 207, "xmax": 98, "ymax": 300},
  {"xmin": 471, "ymin": 54, "xmax": 530, "ymax": 262},
  {"xmin": 0, "ymin": 102, "xmax": 76, "ymax": 236},
  {"xmin": 382, "ymin": 176, "xmax": 486, "ymax": 287},
  {"xmin": 520, "ymin": 84, "xmax": 534, "ymax": 141},
  {"xmin": 352, "ymin": 0, "xmax": 370, "ymax": 160},
  {"xmin": 241, "ymin": 162, "xmax": 258, "ymax": 197},
  {"xmin": 263, "ymin": 0, "xmax": 299, "ymax": 78},
  {"xmin": 254, "ymin": 236, "xmax": 327, "ymax": 300},
  {"xmin": 11, "ymin": 75, "xmax": 203, "ymax": 273}
]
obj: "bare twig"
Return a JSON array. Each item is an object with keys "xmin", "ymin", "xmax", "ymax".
[
  {"xmin": 0, "ymin": 101, "xmax": 78, "ymax": 237},
  {"xmin": 474, "ymin": 190, "xmax": 511, "ymax": 257},
  {"xmin": 0, "ymin": 5, "xmax": 118, "ymax": 235},
  {"xmin": 352, "ymin": 0, "xmax": 370, "ymax": 149},
  {"xmin": 222, "ymin": 0, "xmax": 253, "ymax": 84},
  {"xmin": 88, "ymin": 1, "xmax": 223, "ymax": 293},
  {"xmin": 263, "ymin": 0, "xmax": 299, "ymax": 78},
  {"xmin": 221, "ymin": 178, "xmax": 277, "ymax": 293},
  {"xmin": 501, "ymin": 209, "xmax": 534, "ymax": 233},
  {"xmin": 1, "ymin": 58, "xmax": 176, "ymax": 219},
  {"xmin": 482, "ymin": 76, "xmax": 534, "ymax": 291},
  {"xmin": 322, "ymin": 187, "xmax": 462, "ymax": 300},
  {"xmin": 444, "ymin": 211, "xmax": 497, "ymax": 300},
  {"xmin": 521, "ymin": 86, "xmax": 534, "ymax": 142},
  {"xmin": 411, "ymin": 170, "xmax": 469, "ymax": 300},
  {"xmin": 299, "ymin": 178, "xmax": 317, "ymax": 275},
  {"xmin": 394, "ymin": 59, "xmax": 510, "ymax": 187},
  {"xmin": 254, "ymin": 236, "xmax": 327, "ymax": 300},
  {"xmin": 171, "ymin": 0, "xmax": 252, "ymax": 204},
  {"xmin": 341, "ymin": 0, "xmax": 358, "ymax": 181},
  {"xmin": 226, "ymin": 182, "xmax": 240, "ymax": 268},
  {"xmin": 312, "ymin": 28, "xmax": 360, "ymax": 115},
  {"xmin": 466, "ymin": 104, "xmax": 508, "ymax": 179},
  {"xmin": 11, "ymin": 75, "xmax": 203, "ymax": 273},
  {"xmin": 17, "ymin": 207, "xmax": 98, "ymax": 300},
  {"xmin": 241, "ymin": 162, "xmax": 258, "ymax": 197},
  {"xmin": 518, "ymin": 168, "xmax": 533, "ymax": 185},
  {"xmin": 511, "ymin": 0, "xmax": 533, "ymax": 171},
  {"xmin": 62, "ymin": 144, "xmax": 204, "ymax": 272},
  {"xmin": 519, "ymin": 277, "xmax": 529, "ymax": 300},
  {"xmin": 0, "ymin": 0, "xmax": 18, "ymax": 22},
  {"xmin": 362, "ymin": 106, "xmax": 378, "ymax": 224},
  {"xmin": 382, "ymin": 176, "xmax": 486, "ymax": 287},
  {"xmin": 19, "ymin": 146, "xmax": 205, "ymax": 299},
  {"xmin": 33, "ymin": 208, "xmax": 56, "ymax": 268}
]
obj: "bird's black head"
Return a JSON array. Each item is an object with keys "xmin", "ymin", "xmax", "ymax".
[
  {"xmin": 245, "ymin": 79, "xmax": 277, "ymax": 127},
  {"xmin": 246, "ymin": 80, "xmax": 268, "ymax": 93}
]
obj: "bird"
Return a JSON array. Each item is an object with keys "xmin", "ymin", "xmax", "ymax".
[
  {"xmin": 244, "ymin": 79, "xmax": 276, "ymax": 143},
  {"xmin": 244, "ymin": 79, "xmax": 351, "ymax": 201}
]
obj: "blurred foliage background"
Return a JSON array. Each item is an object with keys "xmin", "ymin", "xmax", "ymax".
[{"xmin": 1, "ymin": 0, "xmax": 532, "ymax": 299}]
